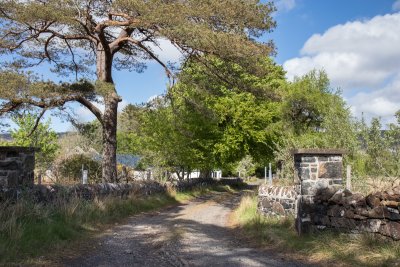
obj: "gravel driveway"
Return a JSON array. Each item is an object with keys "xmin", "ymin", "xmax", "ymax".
[{"xmin": 58, "ymin": 191, "xmax": 307, "ymax": 267}]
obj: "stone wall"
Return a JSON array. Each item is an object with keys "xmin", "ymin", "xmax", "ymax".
[
  {"xmin": 0, "ymin": 177, "xmax": 244, "ymax": 203},
  {"xmin": 311, "ymin": 186, "xmax": 400, "ymax": 240},
  {"xmin": 258, "ymin": 184, "xmax": 297, "ymax": 216},
  {"xmin": 0, "ymin": 147, "xmax": 35, "ymax": 189},
  {"xmin": 257, "ymin": 148, "xmax": 400, "ymax": 241}
]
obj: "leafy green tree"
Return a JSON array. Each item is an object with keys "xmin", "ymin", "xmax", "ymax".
[
  {"xmin": 73, "ymin": 120, "xmax": 103, "ymax": 153},
  {"xmin": 8, "ymin": 114, "xmax": 59, "ymax": 169},
  {"xmin": 274, "ymin": 70, "xmax": 358, "ymax": 179},
  {"xmin": 0, "ymin": 0, "xmax": 276, "ymax": 182},
  {"xmin": 137, "ymin": 96, "xmax": 212, "ymax": 180},
  {"xmin": 235, "ymin": 155, "xmax": 256, "ymax": 179},
  {"xmin": 386, "ymin": 110, "xmax": 400, "ymax": 176},
  {"xmin": 168, "ymin": 56, "xmax": 286, "ymax": 170},
  {"xmin": 117, "ymin": 104, "xmax": 143, "ymax": 155},
  {"xmin": 358, "ymin": 113, "xmax": 400, "ymax": 177}
]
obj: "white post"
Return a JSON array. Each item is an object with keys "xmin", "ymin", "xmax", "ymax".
[
  {"xmin": 268, "ymin": 163, "xmax": 272, "ymax": 185},
  {"xmin": 264, "ymin": 166, "xmax": 267, "ymax": 184},
  {"xmin": 82, "ymin": 170, "xmax": 88, "ymax": 184},
  {"xmin": 346, "ymin": 165, "xmax": 352, "ymax": 190}
]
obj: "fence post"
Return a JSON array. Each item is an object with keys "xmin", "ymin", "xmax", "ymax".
[
  {"xmin": 82, "ymin": 170, "xmax": 88, "ymax": 184},
  {"xmin": 346, "ymin": 165, "xmax": 352, "ymax": 191},
  {"xmin": 264, "ymin": 166, "xmax": 267, "ymax": 184},
  {"xmin": 268, "ymin": 163, "xmax": 272, "ymax": 185}
]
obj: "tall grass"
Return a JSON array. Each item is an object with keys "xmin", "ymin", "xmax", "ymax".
[
  {"xmin": 233, "ymin": 194, "xmax": 400, "ymax": 266},
  {"xmin": 0, "ymin": 184, "xmax": 234, "ymax": 264}
]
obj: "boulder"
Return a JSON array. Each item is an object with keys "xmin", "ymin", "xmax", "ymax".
[
  {"xmin": 328, "ymin": 189, "xmax": 352, "ymax": 205},
  {"xmin": 379, "ymin": 221, "xmax": 400, "ymax": 240},
  {"xmin": 366, "ymin": 194, "xmax": 381, "ymax": 208},
  {"xmin": 343, "ymin": 192, "xmax": 366, "ymax": 208},
  {"xmin": 314, "ymin": 187, "xmax": 337, "ymax": 202}
]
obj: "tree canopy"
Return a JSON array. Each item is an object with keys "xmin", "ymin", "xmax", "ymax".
[{"xmin": 0, "ymin": 0, "xmax": 277, "ymax": 181}]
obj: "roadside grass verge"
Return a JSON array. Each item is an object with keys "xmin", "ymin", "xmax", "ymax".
[
  {"xmin": 0, "ymin": 184, "xmax": 235, "ymax": 264},
  {"xmin": 233, "ymin": 194, "xmax": 400, "ymax": 267}
]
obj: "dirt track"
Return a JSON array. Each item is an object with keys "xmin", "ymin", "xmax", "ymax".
[{"xmin": 57, "ymin": 191, "xmax": 306, "ymax": 267}]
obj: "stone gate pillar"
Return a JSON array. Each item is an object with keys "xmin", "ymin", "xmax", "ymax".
[
  {"xmin": 0, "ymin": 146, "xmax": 36, "ymax": 190},
  {"xmin": 293, "ymin": 149, "xmax": 345, "ymax": 234}
]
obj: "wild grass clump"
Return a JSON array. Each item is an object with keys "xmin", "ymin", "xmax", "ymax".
[
  {"xmin": 233, "ymin": 194, "xmax": 400, "ymax": 266},
  {"xmin": 0, "ymin": 193, "xmax": 177, "ymax": 263},
  {"xmin": 352, "ymin": 176, "xmax": 400, "ymax": 195},
  {"xmin": 0, "ymin": 183, "xmax": 235, "ymax": 264}
]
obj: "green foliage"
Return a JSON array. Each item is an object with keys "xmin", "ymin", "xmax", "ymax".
[
  {"xmin": 123, "ymin": 56, "xmax": 286, "ymax": 177},
  {"xmin": 0, "ymin": 0, "xmax": 276, "ymax": 74},
  {"xmin": 235, "ymin": 155, "xmax": 256, "ymax": 179},
  {"xmin": 274, "ymin": 70, "xmax": 359, "ymax": 179},
  {"xmin": 57, "ymin": 154, "xmax": 101, "ymax": 183},
  {"xmin": 1, "ymin": 0, "xmax": 278, "ymax": 182},
  {"xmin": 73, "ymin": 120, "xmax": 103, "ymax": 153},
  {"xmin": 2, "ymin": 114, "xmax": 59, "ymax": 169},
  {"xmin": 356, "ymin": 112, "xmax": 400, "ymax": 177},
  {"xmin": 117, "ymin": 104, "xmax": 143, "ymax": 155}
]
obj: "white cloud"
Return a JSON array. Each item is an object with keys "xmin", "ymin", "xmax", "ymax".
[
  {"xmin": 150, "ymin": 39, "xmax": 183, "ymax": 63},
  {"xmin": 347, "ymin": 74, "xmax": 400, "ymax": 124},
  {"xmin": 275, "ymin": 0, "xmax": 296, "ymax": 12},
  {"xmin": 283, "ymin": 13, "xmax": 400, "ymax": 124},
  {"xmin": 147, "ymin": 94, "xmax": 160, "ymax": 103},
  {"xmin": 284, "ymin": 13, "xmax": 400, "ymax": 88},
  {"xmin": 393, "ymin": 0, "xmax": 400, "ymax": 11}
]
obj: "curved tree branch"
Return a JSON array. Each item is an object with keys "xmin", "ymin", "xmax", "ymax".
[{"xmin": 27, "ymin": 108, "xmax": 47, "ymax": 137}]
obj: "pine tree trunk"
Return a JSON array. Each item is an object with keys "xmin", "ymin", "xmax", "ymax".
[
  {"xmin": 102, "ymin": 94, "xmax": 118, "ymax": 183},
  {"xmin": 96, "ymin": 43, "xmax": 119, "ymax": 183}
]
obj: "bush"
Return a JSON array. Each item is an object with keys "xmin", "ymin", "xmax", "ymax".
[{"xmin": 56, "ymin": 154, "xmax": 102, "ymax": 183}]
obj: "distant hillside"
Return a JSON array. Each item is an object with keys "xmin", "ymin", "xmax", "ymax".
[
  {"xmin": 0, "ymin": 132, "xmax": 70, "ymax": 142},
  {"xmin": 0, "ymin": 133, "xmax": 12, "ymax": 141}
]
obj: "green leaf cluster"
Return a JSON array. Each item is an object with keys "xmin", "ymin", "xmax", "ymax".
[
  {"xmin": 0, "ymin": 114, "xmax": 59, "ymax": 169},
  {"xmin": 116, "ymin": 56, "xmax": 286, "ymax": 176}
]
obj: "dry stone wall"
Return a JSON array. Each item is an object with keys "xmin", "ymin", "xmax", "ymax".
[
  {"xmin": 258, "ymin": 148, "xmax": 400, "ymax": 240},
  {"xmin": 0, "ymin": 177, "xmax": 244, "ymax": 203},
  {"xmin": 311, "ymin": 186, "xmax": 400, "ymax": 240},
  {"xmin": 258, "ymin": 185, "xmax": 297, "ymax": 216}
]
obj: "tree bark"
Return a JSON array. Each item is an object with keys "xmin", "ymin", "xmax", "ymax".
[
  {"xmin": 102, "ymin": 92, "xmax": 119, "ymax": 182},
  {"xmin": 96, "ymin": 43, "xmax": 119, "ymax": 183}
]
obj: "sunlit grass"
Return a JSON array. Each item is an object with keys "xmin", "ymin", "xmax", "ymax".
[{"xmin": 233, "ymin": 194, "xmax": 400, "ymax": 266}]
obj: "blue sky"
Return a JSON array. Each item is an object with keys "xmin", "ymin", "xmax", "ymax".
[
  {"xmin": 272, "ymin": 0, "xmax": 400, "ymax": 127},
  {"xmin": 2, "ymin": 0, "xmax": 400, "ymax": 132}
]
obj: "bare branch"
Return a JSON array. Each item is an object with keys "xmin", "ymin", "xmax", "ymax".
[
  {"xmin": 64, "ymin": 39, "xmax": 79, "ymax": 80},
  {"xmin": 121, "ymin": 37, "xmax": 173, "ymax": 78},
  {"xmin": 27, "ymin": 108, "xmax": 46, "ymax": 137},
  {"xmin": 95, "ymin": 18, "xmax": 140, "ymax": 33},
  {"xmin": 1, "ymin": 95, "xmax": 103, "ymax": 124},
  {"xmin": 76, "ymin": 96, "xmax": 103, "ymax": 123}
]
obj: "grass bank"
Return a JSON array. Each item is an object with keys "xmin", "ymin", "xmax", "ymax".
[
  {"xmin": 0, "ymin": 184, "xmax": 235, "ymax": 264},
  {"xmin": 233, "ymin": 194, "xmax": 400, "ymax": 267}
]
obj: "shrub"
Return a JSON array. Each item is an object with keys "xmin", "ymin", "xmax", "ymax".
[{"xmin": 56, "ymin": 154, "xmax": 101, "ymax": 183}]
